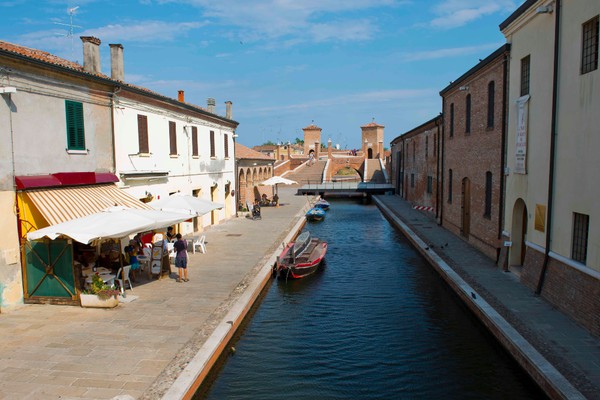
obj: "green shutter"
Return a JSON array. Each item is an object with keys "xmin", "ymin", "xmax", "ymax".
[{"xmin": 65, "ymin": 100, "xmax": 85, "ymax": 150}]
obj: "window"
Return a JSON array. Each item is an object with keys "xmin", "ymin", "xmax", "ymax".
[
  {"xmin": 411, "ymin": 173, "xmax": 415, "ymax": 188},
  {"xmin": 581, "ymin": 16, "xmax": 599, "ymax": 74},
  {"xmin": 192, "ymin": 126, "xmax": 198, "ymax": 156},
  {"xmin": 484, "ymin": 171, "xmax": 492, "ymax": 218},
  {"xmin": 412, "ymin": 142, "xmax": 415, "ymax": 163},
  {"xmin": 137, "ymin": 115, "xmax": 148, "ymax": 154},
  {"xmin": 224, "ymin": 134, "xmax": 229, "ymax": 158},
  {"xmin": 210, "ymin": 130, "xmax": 216, "ymax": 158},
  {"xmin": 169, "ymin": 121, "xmax": 177, "ymax": 155},
  {"xmin": 448, "ymin": 169, "xmax": 453, "ymax": 203},
  {"xmin": 520, "ymin": 56, "xmax": 530, "ymax": 96},
  {"xmin": 465, "ymin": 94, "xmax": 471, "ymax": 134},
  {"xmin": 487, "ymin": 81, "xmax": 495, "ymax": 128},
  {"xmin": 433, "ymin": 133, "xmax": 437, "ymax": 157},
  {"xmin": 572, "ymin": 213, "xmax": 589, "ymax": 264},
  {"xmin": 425, "ymin": 136, "xmax": 429, "ymax": 158},
  {"xmin": 449, "ymin": 103, "xmax": 454, "ymax": 137},
  {"xmin": 427, "ymin": 176, "xmax": 433, "ymax": 194},
  {"xmin": 65, "ymin": 100, "xmax": 85, "ymax": 150}
]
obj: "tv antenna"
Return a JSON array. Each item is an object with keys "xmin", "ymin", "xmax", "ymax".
[{"xmin": 53, "ymin": 6, "xmax": 81, "ymax": 61}]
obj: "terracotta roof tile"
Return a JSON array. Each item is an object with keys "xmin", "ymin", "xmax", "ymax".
[
  {"xmin": 235, "ymin": 143, "xmax": 274, "ymax": 160},
  {"xmin": 303, "ymin": 124, "xmax": 321, "ymax": 130},
  {"xmin": 361, "ymin": 121, "xmax": 385, "ymax": 128}
]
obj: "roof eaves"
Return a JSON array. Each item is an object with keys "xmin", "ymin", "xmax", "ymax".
[{"xmin": 499, "ymin": 0, "xmax": 538, "ymax": 31}]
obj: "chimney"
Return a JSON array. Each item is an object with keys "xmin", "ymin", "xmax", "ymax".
[
  {"xmin": 80, "ymin": 36, "xmax": 101, "ymax": 74},
  {"xmin": 109, "ymin": 43, "xmax": 124, "ymax": 81},
  {"xmin": 178, "ymin": 90, "xmax": 185, "ymax": 102},
  {"xmin": 207, "ymin": 98, "xmax": 216, "ymax": 113},
  {"xmin": 225, "ymin": 101, "xmax": 232, "ymax": 119}
]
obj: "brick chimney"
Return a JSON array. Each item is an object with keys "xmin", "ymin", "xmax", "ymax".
[
  {"xmin": 80, "ymin": 36, "xmax": 101, "ymax": 74},
  {"xmin": 207, "ymin": 98, "xmax": 216, "ymax": 113},
  {"xmin": 178, "ymin": 90, "xmax": 185, "ymax": 102},
  {"xmin": 109, "ymin": 43, "xmax": 124, "ymax": 81},
  {"xmin": 225, "ymin": 101, "xmax": 232, "ymax": 119}
]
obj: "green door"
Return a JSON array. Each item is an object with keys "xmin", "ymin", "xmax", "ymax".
[{"xmin": 25, "ymin": 239, "xmax": 76, "ymax": 302}]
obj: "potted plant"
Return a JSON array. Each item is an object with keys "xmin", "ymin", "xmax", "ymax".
[{"xmin": 80, "ymin": 274, "xmax": 120, "ymax": 308}]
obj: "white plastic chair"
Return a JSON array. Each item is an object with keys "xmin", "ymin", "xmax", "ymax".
[
  {"xmin": 193, "ymin": 235, "xmax": 206, "ymax": 254},
  {"xmin": 116, "ymin": 265, "xmax": 133, "ymax": 294}
]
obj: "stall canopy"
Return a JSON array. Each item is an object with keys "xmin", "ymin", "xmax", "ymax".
[
  {"xmin": 26, "ymin": 207, "xmax": 191, "ymax": 244},
  {"xmin": 150, "ymin": 193, "xmax": 224, "ymax": 216}
]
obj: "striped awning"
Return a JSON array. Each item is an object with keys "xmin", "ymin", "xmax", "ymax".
[{"xmin": 24, "ymin": 184, "xmax": 152, "ymax": 226}]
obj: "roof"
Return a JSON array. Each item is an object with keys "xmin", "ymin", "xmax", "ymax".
[
  {"xmin": 0, "ymin": 39, "xmax": 238, "ymax": 127},
  {"xmin": 499, "ymin": 0, "xmax": 538, "ymax": 31},
  {"xmin": 390, "ymin": 115, "xmax": 442, "ymax": 145},
  {"xmin": 361, "ymin": 121, "xmax": 385, "ymax": 128},
  {"xmin": 235, "ymin": 143, "xmax": 275, "ymax": 161},
  {"xmin": 252, "ymin": 145, "xmax": 277, "ymax": 152},
  {"xmin": 303, "ymin": 124, "xmax": 321, "ymax": 130},
  {"xmin": 440, "ymin": 44, "xmax": 510, "ymax": 96}
]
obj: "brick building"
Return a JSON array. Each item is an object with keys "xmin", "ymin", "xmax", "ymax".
[
  {"xmin": 390, "ymin": 116, "xmax": 442, "ymax": 214},
  {"xmin": 440, "ymin": 44, "xmax": 510, "ymax": 260}
]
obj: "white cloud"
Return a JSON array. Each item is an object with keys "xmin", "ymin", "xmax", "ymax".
[
  {"xmin": 401, "ymin": 42, "xmax": 503, "ymax": 62},
  {"xmin": 429, "ymin": 0, "xmax": 516, "ymax": 29},
  {"xmin": 81, "ymin": 20, "xmax": 206, "ymax": 43}
]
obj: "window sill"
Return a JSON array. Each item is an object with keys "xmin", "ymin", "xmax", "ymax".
[
  {"xmin": 210, "ymin": 156, "xmax": 216, "ymax": 160},
  {"xmin": 66, "ymin": 149, "xmax": 88, "ymax": 155},
  {"xmin": 138, "ymin": 152, "xmax": 151, "ymax": 157},
  {"xmin": 170, "ymin": 154, "xmax": 179, "ymax": 158},
  {"xmin": 192, "ymin": 155, "xmax": 200, "ymax": 159}
]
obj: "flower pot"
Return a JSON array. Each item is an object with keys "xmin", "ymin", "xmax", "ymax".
[{"xmin": 79, "ymin": 293, "xmax": 119, "ymax": 308}]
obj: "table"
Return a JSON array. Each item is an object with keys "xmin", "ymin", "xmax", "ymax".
[{"xmin": 81, "ymin": 267, "xmax": 111, "ymax": 277}]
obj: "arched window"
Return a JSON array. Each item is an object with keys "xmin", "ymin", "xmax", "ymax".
[
  {"xmin": 487, "ymin": 81, "xmax": 495, "ymax": 128},
  {"xmin": 449, "ymin": 103, "xmax": 454, "ymax": 137},
  {"xmin": 484, "ymin": 171, "xmax": 492, "ymax": 218},
  {"xmin": 448, "ymin": 169, "xmax": 453, "ymax": 203}
]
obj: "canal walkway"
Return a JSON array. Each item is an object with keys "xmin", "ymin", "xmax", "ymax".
[
  {"xmin": 0, "ymin": 187, "xmax": 312, "ymax": 400},
  {"xmin": 374, "ymin": 195, "xmax": 600, "ymax": 400}
]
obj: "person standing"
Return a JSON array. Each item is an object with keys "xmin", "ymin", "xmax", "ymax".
[{"xmin": 173, "ymin": 233, "xmax": 188, "ymax": 282}]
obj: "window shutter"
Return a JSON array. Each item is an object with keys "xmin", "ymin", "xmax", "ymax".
[
  {"xmin": 169, "ymin": 121, "xmax": 177, "ymax": 155},
  {"xmin": 138, "ymin": 115, "xmax": 149, "ymax": 153},
  {"xmin": 224, "ymin": 134, "xmax": 229, "ymax": 158},
  {"xmin": 210, "ymin": 130, "xmax": 215, "ymax": 157},
  {"xmin": 65, "ymin": 100, "xmax": 85, "ymax": 150},
  {"xmin": 192, "ymin": 127, "xmax": 198, "ymax": 156}
]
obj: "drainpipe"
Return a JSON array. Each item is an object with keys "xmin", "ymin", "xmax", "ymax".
[
  {"xmin": 500, "ymin": 48, "xmax": 510, "ymax": 270},
  {"xmin": 536, "ymin": 0, "xmax": 561, "ymax": 295},
  {"xmin": 110, "ymin": 86, "xmax": 120, "ymax": 174},
  {"xmin": 233, "ymin": 131, "xmax": 239, "ymax": 217},
  {"xmin": 435, "ymin": 115, "xmax": 441, "ymax": 221},
  {"xmin": 440, "ymin": 101, "xmax": 446, "ymax": 226}
]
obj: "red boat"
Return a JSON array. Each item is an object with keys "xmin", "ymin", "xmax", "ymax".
[{"xmin": 276, "ymin": 231, "xmax": 327, "ymax": 280}]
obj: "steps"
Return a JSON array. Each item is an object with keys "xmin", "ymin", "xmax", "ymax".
[{"xmin": 285, "ymin": 160, "xmax": 326, "ymax": 185}]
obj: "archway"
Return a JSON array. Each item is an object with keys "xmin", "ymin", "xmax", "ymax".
[
  {"xmin": 510, "ymin": 198, "xmax": 528, "ymax": 266},
  {"xmin": 461, "ymin": 177, "xmax": 471, "ymax": 237},
  {"xmin": 367, "ymin": 148, "xmax": 373, "ymax": 159},
  {"xmin": 238, "ymin": 169, "xmax": 246, "ymax": 208}
]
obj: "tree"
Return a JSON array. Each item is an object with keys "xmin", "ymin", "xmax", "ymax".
[
  {"xmin": 261, "ymin": 140, "xmax": 276, "ymax": 146},
  {"xmin": 294, "ymin": 137, "xmax": 304, "ymax": 145}
]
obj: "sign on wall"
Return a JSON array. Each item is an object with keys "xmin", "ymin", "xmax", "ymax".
[{"xmin": 514, "ymin": 95, "xmax": 530, "ymax": 174}]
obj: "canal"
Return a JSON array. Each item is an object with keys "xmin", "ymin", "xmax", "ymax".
[{"xmin": 199, "ymin": 199, "xmax": 546, "ymax": 399}]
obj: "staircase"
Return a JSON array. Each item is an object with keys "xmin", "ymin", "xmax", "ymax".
[
  {"xmin": 365, "ymin": 159, "xmax": 387, "ymax": 183},
  {"xmin": 285, "ymin": 160, "xmax": 327, "ymax": 185}
]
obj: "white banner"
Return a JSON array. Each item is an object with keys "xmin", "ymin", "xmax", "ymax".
[{"xmin": 514, "ymin": 95, "xmax": 530, "ymax": 174}]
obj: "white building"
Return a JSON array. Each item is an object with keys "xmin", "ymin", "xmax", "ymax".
[{"xmin": 500, "ymin": 0, "xmax": 600, "ymax": 335}]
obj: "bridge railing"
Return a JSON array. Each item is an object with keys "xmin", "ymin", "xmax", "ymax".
[{"xmin": 300, "ymin": 181, "xmax": 394, "ymax": 190}]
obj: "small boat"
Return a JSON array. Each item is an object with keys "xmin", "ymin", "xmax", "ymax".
[
  {"xmin": 305, "ymin": 207, "xmax": 325, "ymax": 221},
  {"xmin": 314, "ymin": 198, "xmax": 330, "ymax": 211},
  {"xmin": 276, "ymin": 231, "xmax": 328, "ymax": 279}
]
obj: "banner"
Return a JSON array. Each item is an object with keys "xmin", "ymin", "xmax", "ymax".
[{"xmin": 514, "ymin": 95, "xmax": 530, "ymax": 174}]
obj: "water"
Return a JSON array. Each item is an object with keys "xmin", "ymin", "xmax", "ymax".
[{"xmin": 199, "ymin": 199, "xmax": 546, "ymax": 399}]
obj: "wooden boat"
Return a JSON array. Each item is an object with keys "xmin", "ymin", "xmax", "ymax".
[
  {"xmin": 314, "ymin": 199, "xmax": 330, "ymax": 211},
  {"xmin": 305, "ymin": 207, "xmax": 325, "ymax": 221},
  {"xmin": 276, "ymin": 231, "xmax": 327, "ymax": 279}
]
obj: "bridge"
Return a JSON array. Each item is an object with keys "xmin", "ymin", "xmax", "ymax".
[{"xmin": 296, "ymin": 181, "xmax": 395, "ymax": 196}]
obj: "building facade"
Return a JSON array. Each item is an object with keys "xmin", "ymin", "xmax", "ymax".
[
  {"xmin": 235, "ymin": 143, "xmax": 274, "ymax": 208},
  {"xmin": 440, "ymin": 45, "xmax": 510, "ymax": 260},
  {"xmin": 500, "ymin": 0, "xmax": 600, "ymax": 334}
]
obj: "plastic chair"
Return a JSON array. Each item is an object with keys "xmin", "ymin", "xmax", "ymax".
[
  {"xmin": 193, "ymin": 235, "xmax": 206, "ymax": 254},
  {"xmin": 116, "ymin": 265, "xmax": 133, "ymax": 294}
]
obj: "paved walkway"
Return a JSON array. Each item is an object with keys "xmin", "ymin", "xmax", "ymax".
[
  {"xmin": 0, "ymin": 187, "xmax": 311, "ymax": 400},
  {"xmin": 374, "ymin": 195, "xmax": 600, "ymax": 400}
]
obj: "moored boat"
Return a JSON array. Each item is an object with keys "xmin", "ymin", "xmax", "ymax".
[
  {"xmin": 276, "ymin": 231, "xmax": 328, "ymax": 279},
  {"xmin": 314, "ymin": 198, "xmax": 330, "ymax": 211},
  {"xmin": 305, "ymin": 207, "xmax": 325, "ymax": 221}
]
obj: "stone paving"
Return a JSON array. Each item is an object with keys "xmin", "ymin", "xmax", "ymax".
[
  {"xmin": 374, "ymin": 194, "xmax": 600, "ymax": 400},
  {"xmin": 0, "ymin": 187, "xmax": 311, "ymax": 400}
]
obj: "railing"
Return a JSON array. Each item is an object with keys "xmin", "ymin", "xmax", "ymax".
[{"xmin": 299, "ymin": 181, "xmax": 394, "ymax": 191}]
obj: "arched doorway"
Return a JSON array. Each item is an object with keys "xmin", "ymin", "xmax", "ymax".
[
  {"xmin": 368, "ymin": 148, "xmax": 373, "ymax": 159},
  {"xmin": 461, "ymin": 177, "xmax": 471, "ymax": 237},
  {"xmin": 238, "ymin": 169, "xmax": 246, "ymax": 208},
  {"xmin": 510, "ymin": 198, "xmax": 528, "ymax": 266},
  {"xmin": 210, "ymin": 185, "xmax": 218, "ymax": 225}
]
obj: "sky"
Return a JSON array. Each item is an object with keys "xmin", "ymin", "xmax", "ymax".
[{"xmin": 1, "ymin": 0, "xmax": 521, "ymax": 149}]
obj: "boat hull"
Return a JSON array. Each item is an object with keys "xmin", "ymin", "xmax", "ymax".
[{"xmin": 277, "ymin": 237, "xmax": 327, "ymax": 280}]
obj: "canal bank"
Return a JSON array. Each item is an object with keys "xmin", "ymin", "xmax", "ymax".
[
  {"xmin": 0, "ymin": 187, "xmax": 311, "ymax": 400},
  {"xmin": 374, "ymin": 195, "xmax": 600, "ymax": 400}
]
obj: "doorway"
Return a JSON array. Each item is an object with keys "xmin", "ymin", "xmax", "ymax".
[
  {"xmin": 192, "ymin": 189, "xmax": 201, "ymax": 232},
  {"xmin": 368, "ymin": 148, "xmax": 373, "ymax": 159},
  {"xmin": 510, "ymin": 198, "xmax": 528, "ymax": 267},
  {"xmin": 210, "ymin": 185, "xmax": 218, "ymax": 225},
  {"xmin": 461, "ymin": 177, "xmax": 471, "ymax": 237}
]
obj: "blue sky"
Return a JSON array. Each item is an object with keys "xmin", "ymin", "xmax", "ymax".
[{"xmin": 1, "ymin": 0, "xmax": 520, "ymax": 149}]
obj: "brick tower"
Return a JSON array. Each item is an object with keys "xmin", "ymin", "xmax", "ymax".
[
  {"xmin": 361, "ymin": 120, "xmax": 384, "ymax": 159},
  {"xmin": 303, "ymin": 123, "xmax": 322, "ymax": 158}
]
